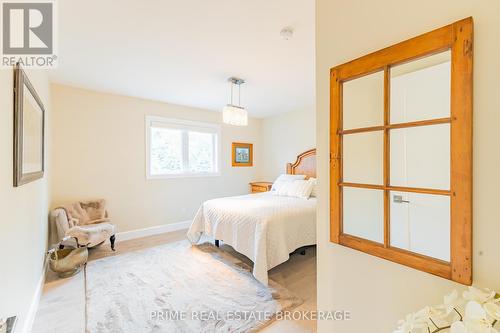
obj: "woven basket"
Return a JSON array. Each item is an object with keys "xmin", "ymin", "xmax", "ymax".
[{"xmin": 48, "ymin": 245, "xmax": 88, "ymax": 278}]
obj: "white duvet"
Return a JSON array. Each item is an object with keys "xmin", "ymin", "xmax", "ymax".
[{"xmin": 187, "ymin": 192, "xmax": 317, "ymax": 284}]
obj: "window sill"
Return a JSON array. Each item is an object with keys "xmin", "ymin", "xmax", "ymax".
[{"xmin": 146, "ymin": 172, "xmax": 221, "ymax": 180}]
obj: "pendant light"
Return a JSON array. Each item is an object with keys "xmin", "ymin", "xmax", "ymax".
[{"xmin": 222, "ymin": 77, "xmax": 248, "ymax": 126}]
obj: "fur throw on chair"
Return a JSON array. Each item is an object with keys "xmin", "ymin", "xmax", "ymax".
[{"xmin": 60, "ymin": 199, "xmax": 110, "ymax": 227}]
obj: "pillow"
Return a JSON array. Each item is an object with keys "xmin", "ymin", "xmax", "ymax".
[
  {"xmin": 276, "ymin": 179, "xmax": 315, "ymax": 199},
  {"xmin": 309, "ymin": 177, "xmax": 317, "ymax": 197},
  {"xmin": 271, "ymin": 174, "xmax": 306, "ymax": 192}
]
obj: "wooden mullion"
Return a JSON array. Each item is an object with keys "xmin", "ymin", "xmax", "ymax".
[
  {"xmin": 383, "ymin": 66, "xmax": 390, "ymax": 248},
  {"xmin": 387, "ymin": 185, "xmax": 450, "ymax": 196},
  {"xmin": 340, "ymin": 117, "xmax": 451, "ymax": 135},
  {"xmin": 339, "ymin": 182, "xmax": 451, "ymax": 196},
  {"xmin": 387, "ymin": 117, "xmax": 451, "ymax": 130},
  {"xmin": 339, "ymin": 182, "xmax": 385, "ymax": 190},
  {"xmin": 341, "ymin": 125, "xmax": 385, "ymax": 135}
]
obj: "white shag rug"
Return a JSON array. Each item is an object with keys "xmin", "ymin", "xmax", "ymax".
[{"xmin": 85, "ymin": 240, "xmax": 302, "ymax": 333}]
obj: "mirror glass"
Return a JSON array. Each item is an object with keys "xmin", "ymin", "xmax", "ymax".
[
  {"xmin": 343, "ymin": 71, "xmax": 384, "ymax": 130},
  {"xmin": 390, "ymin": 51, "xmax": 451, "ymax": 124},
  {"xmin": 341, "ymin": 51, "xmax": 454, "ymax": 260},
  {"xmin": 390, "ymin": 124, "xmax": 450, "ymax": 190},
  {"xmin": 343, "ymin": 131, "xmax": 383, "ymax": 185},
  {"xmin": 343, "ymin": 187, "xmax": 384, "ymax": 243},
  {"xmin": 390, "ymin": 191, "xmax": 450, "ymax": 261}
]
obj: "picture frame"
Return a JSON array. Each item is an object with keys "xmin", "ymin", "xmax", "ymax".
[
  {"xmin": 13, "ymin": 64, "xmax": 45, "ymax": 187},
  {"xmin": 232, "ymin": 142, "xmax": 253, "ymax": 167}
]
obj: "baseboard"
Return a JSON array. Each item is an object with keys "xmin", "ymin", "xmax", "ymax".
[
  {"xmin": 22, "ymin": 268, "xmax": 45, "ymax": 333},
  {"xmin": 115, "ymin": 220, "xmax": 191, "ymax": 242}
]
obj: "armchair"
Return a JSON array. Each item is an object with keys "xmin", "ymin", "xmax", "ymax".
[{"xmin": 50, "ymin": 201, "xmax": 116, "ymax": 251}]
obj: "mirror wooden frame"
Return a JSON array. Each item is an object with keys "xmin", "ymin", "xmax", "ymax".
[
  {"xmin": 329, "ymin": 18, "xmax": 473, "ymax": 284},
  {"xmin": 13, "ymin": 64, "xmax": 46, "ymax": 187}
]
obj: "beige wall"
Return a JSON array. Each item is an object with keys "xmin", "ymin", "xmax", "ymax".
[
  {"xmin": 0, "ymin": 68, "xmax": 51, "ymax": 332},
  {"xmin": 50, "ymin": 84, "xmax": 262, "ymax": 233},
  {"xmin": 260, "ymin": 110, "xmax": 316, "ymax": 181},
  {"xmin": 316, "ymin": 1, "xmax": 500, "ymax": 332}
]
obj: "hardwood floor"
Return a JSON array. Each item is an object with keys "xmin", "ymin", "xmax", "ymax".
[{"xmin": 33, "ymin": 229, "xmax": 317, "ymax": 333}]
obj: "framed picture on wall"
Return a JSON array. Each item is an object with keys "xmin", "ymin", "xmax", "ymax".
[
  {"xmin": 232, "ymin": 142, "xmax": 253, "ymax": 167},
  {"xmin": 13, "ymin": 64, "xmax": 45, "ymax": 187}
]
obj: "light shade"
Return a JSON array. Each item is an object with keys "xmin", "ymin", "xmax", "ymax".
[{"xmin": 222, "ymin": 105, "xmax": 248, "ymax": 126}]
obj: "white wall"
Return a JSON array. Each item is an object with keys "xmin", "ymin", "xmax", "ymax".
[
  {"xmin": 0, "ymin": 68, "xmax": 51, "ymax": 332},
  {"xmin": 50, "ymin": 84, "xmax": 262, "ymax": 234},
  {"xmin": 316, "ymin": 1, "xmax": 500, "ymax": 332},
  {"xmin": 260, "ymin": 110, "xmax": 316, "ymax": 181}
]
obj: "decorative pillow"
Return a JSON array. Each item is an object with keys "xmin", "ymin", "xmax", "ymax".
[
  {"xmin": 309, "ymin": 177, "xmax": 317, "ymax": 197},
  {"xmin": 276, "ymin": 179, "xmax": 315, "ymax": 199},
  {"xmin": 271, "ymin": 174, "xmax": 306, "ymax": 192}
]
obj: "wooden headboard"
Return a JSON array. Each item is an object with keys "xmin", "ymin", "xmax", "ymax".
[{"xmin": 286, "ymin": 149, "xmax": 316, "ymax": 179}]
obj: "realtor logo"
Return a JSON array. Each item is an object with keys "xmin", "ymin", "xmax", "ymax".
[{"xmin": 1, "ymin": 0, "xmax": 57, "ymax": 68}]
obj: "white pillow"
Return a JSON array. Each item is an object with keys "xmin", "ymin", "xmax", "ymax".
[
  {"xmin": 271, "ymin": 174, "xmax": 306, "ymax": 192},
  {"xmin": 309, "ymin": 177, "xmax": 317, "ymax": 197},
  {"xmin": 276, "ymin": 179, "xmax": 315, "ymax": 199}
]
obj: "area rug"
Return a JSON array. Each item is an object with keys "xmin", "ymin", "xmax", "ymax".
[{"xmin": 85, "ymin": 240, "xmax": 302, "ymax": 332}]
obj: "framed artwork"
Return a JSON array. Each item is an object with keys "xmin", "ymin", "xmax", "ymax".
[
  {"xmin": 232, "ymin": 142, "xmax": 253, "ymax": 167},
  {"xmin": 13, "ymin": 64, "xmax": 45, "ymax": 187}
]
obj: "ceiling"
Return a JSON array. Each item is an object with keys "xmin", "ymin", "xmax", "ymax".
[{"xmin": 50, "ymin": 0, "xmax": 315, "ymax": 118}]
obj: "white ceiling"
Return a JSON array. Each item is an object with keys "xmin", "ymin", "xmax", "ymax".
[{"xmin": 50, "ymin": 0, "xmax": 315, "ymax": 118}]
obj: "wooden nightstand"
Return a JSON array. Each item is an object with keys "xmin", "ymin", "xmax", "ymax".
[{"xmin": 249, "ymin": 182, "xmax": 273, "ymax": 193}]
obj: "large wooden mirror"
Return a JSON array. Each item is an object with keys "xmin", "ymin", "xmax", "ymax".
[{"xmin": 330, "ymin": 18, "xmax": 473, "ymax": 284}]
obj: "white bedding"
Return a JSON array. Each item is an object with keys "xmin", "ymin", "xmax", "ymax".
[{"xmin": 186, "ymin": 192, "xmax": 317, "ymax": 284}]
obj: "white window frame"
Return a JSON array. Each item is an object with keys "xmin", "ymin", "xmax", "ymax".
[{"xmin": 145, "ymin": 116, "xmax": 221, "ymax": 179}]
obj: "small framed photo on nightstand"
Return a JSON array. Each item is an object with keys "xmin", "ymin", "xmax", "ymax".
[{"xmin": 232, "ymin": 142, "xmax": 253, "ymax": 167}]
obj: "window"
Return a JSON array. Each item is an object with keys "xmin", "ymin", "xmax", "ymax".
[
  {"xmin": 146, "ymin": 116, "xmax": 220, "ymax": 178},
  {"xmin": 330, "ymin": 18, "xmax": 473, "ymax": 284}
]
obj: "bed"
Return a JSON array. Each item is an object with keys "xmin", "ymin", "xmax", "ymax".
[{"xmin": 187, "ymin": 149, "xmax": 317, "ymax": 284}]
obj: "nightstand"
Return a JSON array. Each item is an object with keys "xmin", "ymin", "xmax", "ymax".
[{"xmin": 249, "ymin": 182, "xmax": 273, "ymax": 193}]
